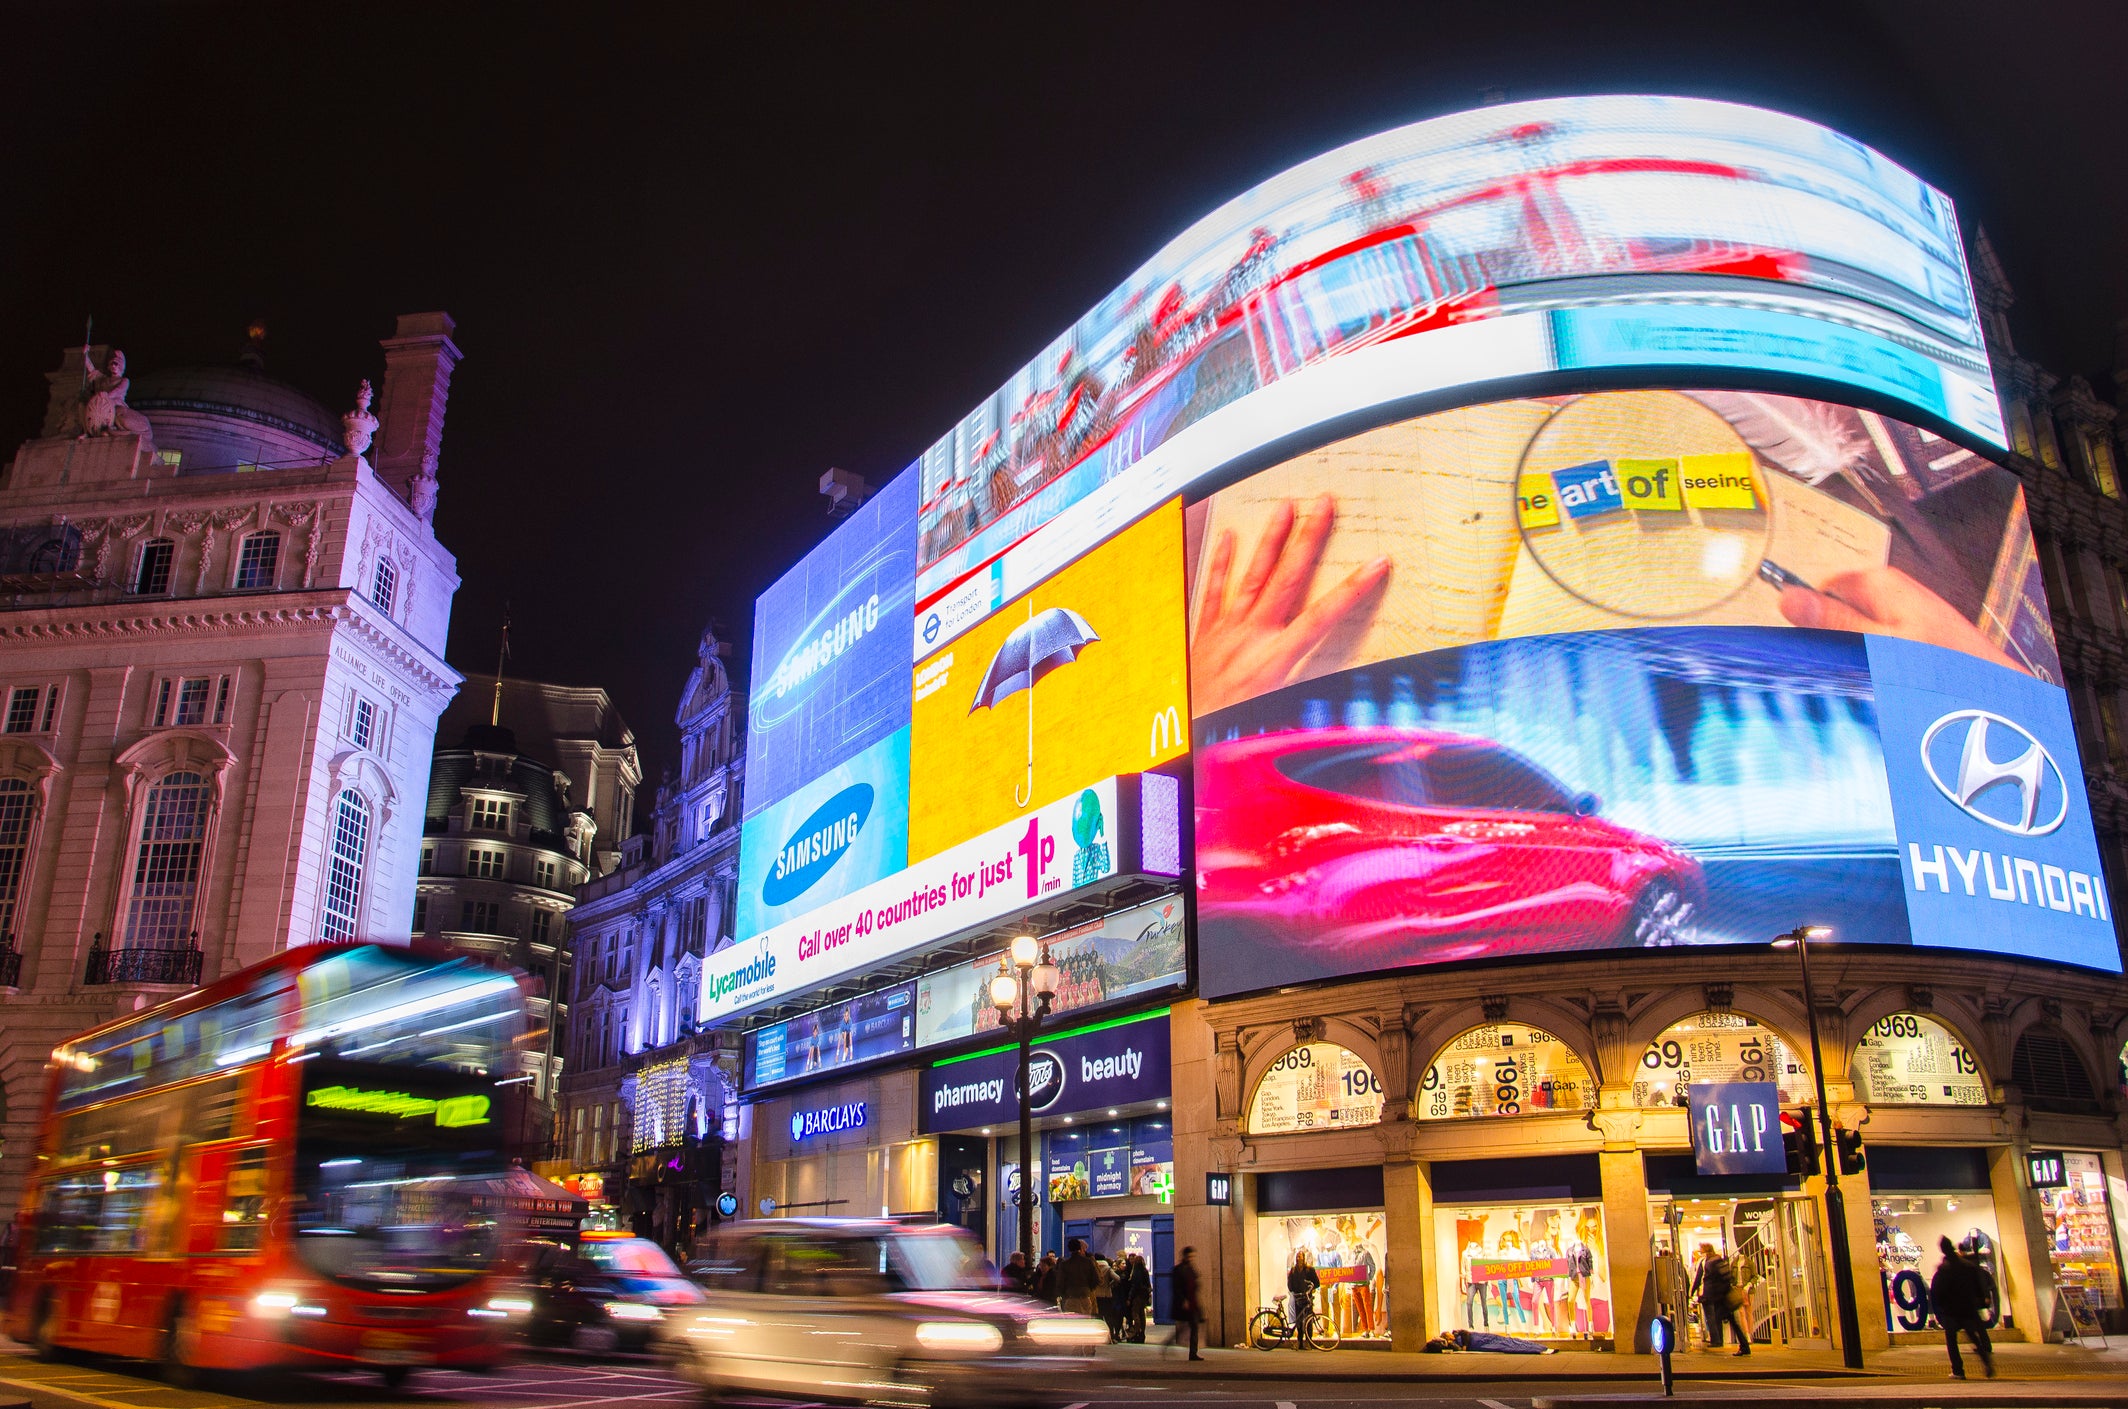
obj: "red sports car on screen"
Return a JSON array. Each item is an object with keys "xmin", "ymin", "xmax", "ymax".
[{"xmin": 1196, "ymin": 727, "xmax": 1705, "ymax": 965}]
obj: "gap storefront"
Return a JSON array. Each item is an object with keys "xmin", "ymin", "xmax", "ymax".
[{"xmin": 921, "ymin": 1007, "xmax": 1176, "ymax": 1312}]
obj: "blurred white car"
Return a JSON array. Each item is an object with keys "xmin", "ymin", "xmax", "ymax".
[{"xmin": 662, "ymin": 1219, "xmax": 1106, "ymax": 1407}]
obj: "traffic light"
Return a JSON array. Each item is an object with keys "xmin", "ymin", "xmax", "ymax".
[
  {"xmin": 1782, "ymin": 1111, "xmax": 1821, "ymax": 1176},
  {"xmin": 1835, "ymin": 1127, "xmax": 1866, "ymax": 1175}
]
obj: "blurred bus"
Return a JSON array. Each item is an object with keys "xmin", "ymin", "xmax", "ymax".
[{"xmin": 5, "ymin": 943, "xmax": 534, "ymax": 1386}]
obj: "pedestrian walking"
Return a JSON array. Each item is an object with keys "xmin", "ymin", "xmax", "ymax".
[
  {"xmin": 1689, "ymin": 1243, "xmax": 1750, "ymax": 1356},
  {"xmin": 1094, "ymin": 1254, "xmax": 1122, "ymax": 1341},
  {"xmin": 1121, "ymin": 1252, "xmax": 1152, "ymax": 1342},
  {"xmin": 1929, "ymin": 1235, "xmax": 1997, "ymax": 1380},
  {"xmin": 1172, "ymin": 1247, "xmax": 1206, "ymax": 1361}
]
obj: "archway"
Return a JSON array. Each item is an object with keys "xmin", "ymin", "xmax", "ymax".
[{"xmin": 1417, "ymin": 1022, "xmax": 1595, "ymax": 1120}]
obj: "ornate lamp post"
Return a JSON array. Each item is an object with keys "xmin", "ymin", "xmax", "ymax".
[
  {"xmin": 1773, "ymin": 924, "xmax": 1864, "ymax": 1369},
  {"xmin": 991, "ymin": 934, "xmax": 1060, "ymax": 1264}
]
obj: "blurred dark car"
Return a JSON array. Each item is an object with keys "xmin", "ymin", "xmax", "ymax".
[{"xmin": 523, "ymin": 1233, "xmax": 705, "ymax": 1353}]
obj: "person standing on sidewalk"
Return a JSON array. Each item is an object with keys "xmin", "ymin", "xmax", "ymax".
[
  {"xmin": 1930, "ymin": 1235, "xmax": 1997, "ymax": 1380},
  {"xmin": 1689, "ymin": 1243, "xmax": 1750, "ymax": 1356},
  {"xmin": 1287, "ymin": 1250, "xmax": 1322, "ymax": 1348},
  {"xmin": 1057, "ymin": 1239, "xmax": 1100, "ymax": 1316},
  {"xmin": 1172, "ymin": 1247, "xmax": 1206, "ymax": 1360}
]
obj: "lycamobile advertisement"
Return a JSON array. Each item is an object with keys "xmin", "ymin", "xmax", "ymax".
[
  {"xmin": 744, "ymin": 467, "xmax": 917, "ymax": 820},
  {"xmin": 705, "ymin": 777, "xmax": 1136, "ymax": 1025},
  {"xmin": 1192, "ymin": 630, "xmax": 2118, "ymax": 1001},
  {"xmin": 737, "ymin": 727, "xmax": 910, "ymax": 940},
  {"xmin": 911, "ymin": 95, "xmax": 1999, "ymax": 659}
]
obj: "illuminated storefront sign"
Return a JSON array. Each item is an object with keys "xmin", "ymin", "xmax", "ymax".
[
  {"xmin": 791, "ymin": 1101, "xmax": 868, "ymax": 1140},
  {"xmin": 1688, "ymin": 1081, "xmax": 1785, "ymax": 1177}
]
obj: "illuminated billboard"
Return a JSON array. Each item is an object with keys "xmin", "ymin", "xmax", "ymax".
[
  {"xmin": 1183, "ymin": 389, "xmax": 2055, "ymax": 717},
  {"xmin": 908, "ymin": 504, "xmax": 1190, "ymax": 860},
  {"xmin": 909, "ymin": 96, "xmax": 2000, "ymax": 662},
  {"xmin": 744, "ymin": 467, "xmax": 918, "ymax": 819},
  {"xmin": 737, "ymin": 727, "xmax": 910, "ymax": 943}
]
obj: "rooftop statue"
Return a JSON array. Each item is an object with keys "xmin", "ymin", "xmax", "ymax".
[
  {"xmin": 78, "ymin": 347, "xmax": 154, "ymax": 439},
  {"xmin": 343, "ymin": 378, "xmax": 379, "ymax": 457}
]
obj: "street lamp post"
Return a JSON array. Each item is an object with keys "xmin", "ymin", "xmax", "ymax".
[
  {"xmin": 992, "ymin": 934, "xmax": 1059, "ymax": 1265},
  {"xmin": 1773, "ymin": 924, "xmax": 1865, "ymax": 1370}
]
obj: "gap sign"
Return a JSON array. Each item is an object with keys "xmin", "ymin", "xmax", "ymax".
[{"xmin": 1688, "ymin": 1081, "xmax": 1786, "ymax": 1177}]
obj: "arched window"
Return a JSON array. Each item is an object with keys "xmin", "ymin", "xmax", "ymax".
[
  {"xmin": 1418, "ymin": 1023, "xmax": 1594, "ymax": 1119},
  {"xmin": 1246, "ymin": 1042, "xmax": 1383, "ymax": 1135},
  {"xmin": 0, "ymin": 777, "xmax": 36, "ymax": 937},
  {"xmin": 233, "ymin": 531, "xmax": 281, "ymax": 590},
  {"xmin": 1851, "ymin": 1013, "xmax": 1987, "ymax": 1105},
  {"xmin": 1632, "ymin": 1012, "xmax": 1811, "ymax": 1107},
  {"xmin": 2010, "ymin": 1028, "xmax": 2097, "ymax": 1111},
  {"xmin": 131, "ymin": 538, "xmax": 174, "ymax": 595},
  {"xmin": 320, "ymin": 789, "xmax": 371, "ymax": 942},
  {"xmin": 123, "ymin": 771, "xmax": 209, "ymax": 946}
]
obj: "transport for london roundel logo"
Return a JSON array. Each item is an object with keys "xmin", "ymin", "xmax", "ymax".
[{"xmin": 1920, "ymin": 709, "xmax": 2068, "ymax": 837}]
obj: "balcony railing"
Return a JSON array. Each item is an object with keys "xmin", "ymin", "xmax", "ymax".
[{"xmin": 85, "ymin": 933, "xmax": 204, "ymax": 987}]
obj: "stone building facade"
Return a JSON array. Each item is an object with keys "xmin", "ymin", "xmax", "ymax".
[
  {"xmin": 414, "ymin": 677, "xmax": 640, "ymax": 1149},
  {"xmin": 0, "ymin": 316, "xmax": 466, "ymax": 1220},
  {"xmin": 554, "ymin": 627, "xmax": 745, "ymax": 1245}
]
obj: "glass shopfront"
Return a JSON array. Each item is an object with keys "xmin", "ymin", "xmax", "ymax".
[
  {"xmin": 1868, "ymin": 1145, "xmax": 2008, "ymax": 1334},
  {"xmin": 1435, "ymin": 1202, "xmax": 1610, "ymax": 1339},
  {"xmin": 2036, "ymin": 1151, "xmax": 2123, "ymax": 1327},
  {"xmin": 1253, "ymin": 1166, "xmax": 1390, "ymax": 1343}
]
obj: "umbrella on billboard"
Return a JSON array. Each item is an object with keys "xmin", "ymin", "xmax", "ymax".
[
  {"xmin": 969, "ymin": 604, "xmax": 1100, "ymax": 807},
  {"xmin": 968, "ymin": 606, "xmax": 1100, "ymax": 713}
]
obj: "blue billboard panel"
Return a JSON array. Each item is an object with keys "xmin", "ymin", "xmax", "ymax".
[
  {"xmin": 744, "ymin": 468, "xmax": 917, "ymax": 820},
  {"xmin": 736, "ymin": 726, "xmax": 910, "ymax": 942},
  {"xmin": 920, "ymin": 1009, "xmax": 1172, "ymax": 1132},
  {"xmin": 1869, "ymin": 635, "xmax": 2117, "ymax": 970},
  {"xmin": 745, "ymin": 981, "xmax": 916, "ymax": 1091}
]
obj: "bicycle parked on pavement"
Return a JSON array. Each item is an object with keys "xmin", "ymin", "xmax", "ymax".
[{"xmin": 1248, "ymin": 1294, "xmax": 1339, "ymax": 1351}]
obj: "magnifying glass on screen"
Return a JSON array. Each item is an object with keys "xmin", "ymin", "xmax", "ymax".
[{"xmin": 1514, "ymin": 390, "xmax": 1784, "ymax": 619}]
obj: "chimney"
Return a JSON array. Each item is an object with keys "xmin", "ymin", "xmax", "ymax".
[{"xmin": 375, "ymin": 312, "xmax": 462, "ymax": 520}]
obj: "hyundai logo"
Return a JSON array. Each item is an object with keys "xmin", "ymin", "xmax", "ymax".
[{"xmin": 1920, "ymin": 709, "xmax": 2068, "ymax": 837}]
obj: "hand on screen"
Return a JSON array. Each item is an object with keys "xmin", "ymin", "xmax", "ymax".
[
  {"xmin": 1777, "ymin": 566, "xmax": 2024, "ymax": 674},
  {"xmin": 1192, "ymin": 494, "xmax": 1391, "ymax": 715}
]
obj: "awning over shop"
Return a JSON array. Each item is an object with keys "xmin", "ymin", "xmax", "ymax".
[{"xmin": 471, "ymin": 1164, "xmax": 589, "ymax": 1236}]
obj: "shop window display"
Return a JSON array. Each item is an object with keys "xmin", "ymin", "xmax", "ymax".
[
  {"xmin": 2038, "ymin": 1152, "xmax": 2123, "ymax": 1320},
  {"xmin": 1045, "ymin": 1117, "xmax": 1173, "ymax": 1202},
  {"xmin": 1874, "ymin": 1194, "xmax": 2007, "ymax": 1333},
  {"xmin": 1256, "ymin": 1211, "xmax": 1390, "ymax": 1342},
  {"xmin": 1634, "ymin": 1012, "xmax": 1811, "ymax": 1108},
  {"xmin": 1419, "ymin": 1023, "xmax": 1594, "ymax": 1119},
  {"xmin": 1246, "ymin": 1043, "xmax": 1383, "ymax": 1135},
  {"xmin": 1851, "ymin": 1013, "xmax": 1988, "ymax": 1106},
  {"xmin": 1435, "ymin": 1203, "xmax": 1610, "ymax": 1339}
]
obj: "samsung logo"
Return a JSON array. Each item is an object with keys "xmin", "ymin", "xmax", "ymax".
[
  {"xmin": 791, "ymin": 1101, "xmax": 867, "ymax": 1141},
  {"xmin": 763, "ymin": 784, "xmax": 873, "ymax": 908}
]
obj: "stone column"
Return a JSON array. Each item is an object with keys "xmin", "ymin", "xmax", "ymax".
[
  {"xmin": 374, "ymin": 312, "xmax": 462, "ymax": 516},
  {"xmin": 1594, "ymin": 1103, "xmax": 1656, "ymax": 1353},
  {"xmin": 1382, "ymin": 1157, "xmax": 1428, "ymax": 1349},
  {"xmin": 1986, "ymin": 1143, "xmax": 2046, "ymax": 1342}
]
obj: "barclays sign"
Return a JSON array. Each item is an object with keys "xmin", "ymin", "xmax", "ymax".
[{"xmin": 791, "ymin": 1101, "xmax": 868, "ymax": 1141}]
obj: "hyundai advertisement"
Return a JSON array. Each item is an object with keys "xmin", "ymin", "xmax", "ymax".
[
  {"xmin": 911, "ymin": 95, "xmax": 1999, "ymax": 663},
  {"xmin": 744, "ymin": 467, "xmax": 918, "ymax": 819},
  {"xmin": 1193, "ymin": 629, "xmax": 2118, "ymax": 997}
]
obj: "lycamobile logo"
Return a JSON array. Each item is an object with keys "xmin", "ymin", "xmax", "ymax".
[
  {"xmin": 763, "ymin": 784, "xmax": 872, "ymax": 908},
  {"xmin": 708, "ymin": 952, "xmax": 776, "ymax": 1003}
]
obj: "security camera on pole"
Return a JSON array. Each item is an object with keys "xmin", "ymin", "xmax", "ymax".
[
  {"xmin": 1773, "ymin": 924, "xmax": 1866, "ymax": 1370},
  {"xmin": 992, "ymin": 935, "xmax": 1060, "ymax": 1264}
]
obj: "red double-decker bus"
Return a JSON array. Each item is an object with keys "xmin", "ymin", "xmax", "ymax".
[{"xmin": 5, "ymin": 943, "xmax": 535, "ymax": 1385}]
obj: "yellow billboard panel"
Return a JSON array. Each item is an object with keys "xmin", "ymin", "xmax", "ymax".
[{"xmin": 908, "ymin": 503, "xmax": 1188, "ymax": 862}]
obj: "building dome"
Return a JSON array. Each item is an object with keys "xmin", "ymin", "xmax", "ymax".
[{"xmin": 130, "ymin": 363, "xmax": 346, "ymax": 462}]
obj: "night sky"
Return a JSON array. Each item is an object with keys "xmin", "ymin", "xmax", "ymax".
[{"xmin": 4, "ymin": 1, "xmax": 2124, "ymax": 797}]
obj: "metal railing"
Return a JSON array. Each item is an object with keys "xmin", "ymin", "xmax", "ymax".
[{"xmin": 85, "ymin": 933, "xmax": 204, "ymax": 986}]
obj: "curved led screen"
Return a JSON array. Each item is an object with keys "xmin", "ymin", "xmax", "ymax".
[
  {"xmin": 1189, "ymin": 390, "xmax": 2119, "ymax": 997},
  {"xmin": 910, "ymin": 95, "xmax": 2000, "ymax": 661}
]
